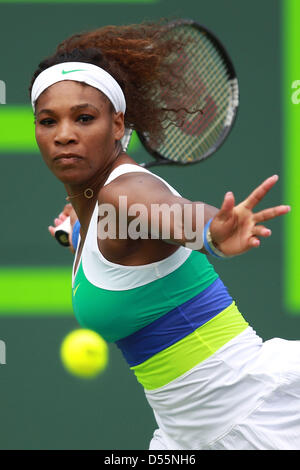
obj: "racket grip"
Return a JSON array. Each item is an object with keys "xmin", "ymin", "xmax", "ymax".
[
  {"xmin": 121, "ymin": 128, "xmax": 133, "ymax": 151},
  {"xmin": 54, "ymin": 217, "xmax": 71, "ymax": 247}
]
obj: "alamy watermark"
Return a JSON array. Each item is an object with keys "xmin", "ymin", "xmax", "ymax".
[
  {"xmin": 291, "ymin": 80, "xmax": 300, "ymax": 104},
  {"xmin": 97, "ymin": 197, "xmax": 205, "ymax": 250},
  {"xmin": 0, "ymin": 340, "xmax": 6, "ymax": 365},
  {"xmin": 0, "ymin": 80, "xmax": 6, "ymax": 104}
]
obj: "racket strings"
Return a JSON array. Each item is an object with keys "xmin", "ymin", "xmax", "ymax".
[
  {"xmin": 153, "ymin": 25, "xmax": 235, "ymax": 163},
  {"xmin": 172, "ymin": 48, "xmax": 229, "ymax": 158},
  {"xmin": 157, "ymin": 53, "xmax": 227, "ymax": 135}
]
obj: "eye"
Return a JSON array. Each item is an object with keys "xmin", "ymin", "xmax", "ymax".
[
  {"xmin": 37, "ymin": 114, "xmax": 95, "ymax": 126},
  {"xmin": 39, "ymin": 118, "xmax": 55, "ymax": 126},
  {"xmin": 77, "ymin": 114, "xmax": 94, "ymax": 123}
]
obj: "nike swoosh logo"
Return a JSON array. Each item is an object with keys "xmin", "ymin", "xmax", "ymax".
[
  {"xmin": 61, "ymin": 69, "xmax": 87, "ymax": 75},
  {"xmin": 73, "ymin": 283, "xmax": 81, "ymax": 296}
]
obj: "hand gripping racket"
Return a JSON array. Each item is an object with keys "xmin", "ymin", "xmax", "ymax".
[{"xmin": 54, "ymin": 18, "xmax": 239, "ymax": 246}]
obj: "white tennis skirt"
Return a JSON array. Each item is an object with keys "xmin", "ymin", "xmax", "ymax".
[{"xmin": 148, "ymin": 328, "xmax": 300, "ymax": 450}]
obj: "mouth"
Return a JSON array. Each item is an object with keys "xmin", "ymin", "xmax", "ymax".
[
  {"xmin": 54, "ymin": 153, "xmax": 84, "ymax": 161},
  {"xmin": 53, "ymin": 153, "xmax": 84, "ymax": 166}
]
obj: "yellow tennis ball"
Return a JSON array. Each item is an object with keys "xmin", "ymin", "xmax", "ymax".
[{"xmin": 60, "ymin": 329, "xmax": 108, "ymax": 379}]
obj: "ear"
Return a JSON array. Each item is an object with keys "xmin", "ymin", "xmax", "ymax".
[{"xmin": 113, "ymin": 111, "xmax": 125, "ymax": 141}]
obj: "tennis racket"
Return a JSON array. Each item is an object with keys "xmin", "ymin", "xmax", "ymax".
[{"xmin": 54, "ymin": 18, "xmax": 239, "ymax": 246}]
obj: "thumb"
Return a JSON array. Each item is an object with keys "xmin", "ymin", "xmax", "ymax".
[{"xmin": 218, "ymin": 192, "xmax": 235, "ymax": 220}]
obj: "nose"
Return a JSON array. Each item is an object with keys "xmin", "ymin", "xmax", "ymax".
[{"xmin": 54, "ymin": 121, "xmax": 78, "ymax": 146}]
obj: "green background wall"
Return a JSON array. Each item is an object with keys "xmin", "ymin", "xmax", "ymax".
[{"xmin": 0, "ymin": 0, "xmax": 299, "ymax": 450}]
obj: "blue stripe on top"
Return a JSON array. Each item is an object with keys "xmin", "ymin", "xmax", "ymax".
[{"xmin": 116, "ymin": 277, "xmax": 233, "ymax": 367}]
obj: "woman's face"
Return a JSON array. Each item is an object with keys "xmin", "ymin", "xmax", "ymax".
[{"xmin": 34, "ymin": 80, "xmax": 124, "ymax": 185}]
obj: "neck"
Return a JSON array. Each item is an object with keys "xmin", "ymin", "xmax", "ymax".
[{"xmin": 64, "ymin": 147, "xmax": 125, "ymax": 232}]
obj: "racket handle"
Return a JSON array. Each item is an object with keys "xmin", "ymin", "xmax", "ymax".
[
  {"xmin": 121, "ymin": 128, "xmax": 133, "ymax": 151},
  {"xmin": 54, "ymin": 217, "xmax": 71, "ymax": 247}
]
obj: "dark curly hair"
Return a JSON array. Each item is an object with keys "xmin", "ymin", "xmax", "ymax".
[{"xmin": 29, "ymin": 21, "xmax": 195, "ymax": 146}]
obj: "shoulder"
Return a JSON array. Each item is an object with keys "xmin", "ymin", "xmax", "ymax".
[{"xmin": 99, "ymin": 169, "xmax": 174, "ymax": 206}]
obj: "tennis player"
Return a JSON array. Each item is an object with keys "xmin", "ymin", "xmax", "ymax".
[{"xmin": 31, "ymin": 23, "xmax": 300, "ymax": 450}]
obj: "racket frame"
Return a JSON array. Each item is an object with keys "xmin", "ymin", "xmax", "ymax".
[{"xmin": 137, "ymin": 18, "xmax": 239, "ymax": 168}]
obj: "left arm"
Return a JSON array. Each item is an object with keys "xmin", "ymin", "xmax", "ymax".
[{"xmin": 100, "ymin": 172, "xmax": 290, "ymax": 256}]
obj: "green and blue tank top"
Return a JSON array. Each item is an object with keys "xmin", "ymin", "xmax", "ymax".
[{"xmin": 72, "ymin": 165, "xmax": 248, "ymax": 390}]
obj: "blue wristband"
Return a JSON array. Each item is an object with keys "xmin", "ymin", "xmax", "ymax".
[
  {"xmin": 203, "ymin": 218, "xmax": 225, "ymax": 259},
  {"xmin": 72, "ymin": 220, "xmax": 81, "ymax": 251}
]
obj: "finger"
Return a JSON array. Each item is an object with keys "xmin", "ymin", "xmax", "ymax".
[
  {"xmin": 54, "ymin": 218, "xmax": 62, "ymax": 226},
  {"xmin": 249, "ymin": 236, "xmax": 260, "ymax": 248},
  {"xmin": 56, "ymin": 205, "xmax": 73, "ymax": 219},
  {"xmin": 62, "ymin": 203, "xmax": 73, "ymax": 216},
  {"xmin": 218, "ymin": 192, "xmax": 235, "ymax": 220},
  {"xmin": 48, "ymin": 226, "xmax": 55, "ymax": 237},
  {"xmin": 253, "ymin": 205, "xmax": 291, "ymax": 223},
  {"xmin": 244, "ymin": 175, "xmax": 279, "ymax": 211},
  {"xmin": 252, "ymin": 225, "xmax": 272, "ymax": 238}
]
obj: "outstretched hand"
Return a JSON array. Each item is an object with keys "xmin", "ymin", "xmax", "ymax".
[{"xmin": 210, "ymin": 175, "xmax": 290, "ymax": 257}]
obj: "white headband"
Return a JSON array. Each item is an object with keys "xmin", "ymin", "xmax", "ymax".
[{"xmin": 31, "ymin": 61, "xmax": 126, "ymax": 114}]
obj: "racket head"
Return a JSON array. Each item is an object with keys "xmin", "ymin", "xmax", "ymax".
[{"xmin": 137, "ymin": 19, "xmax": 239, "ymax": 168}]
